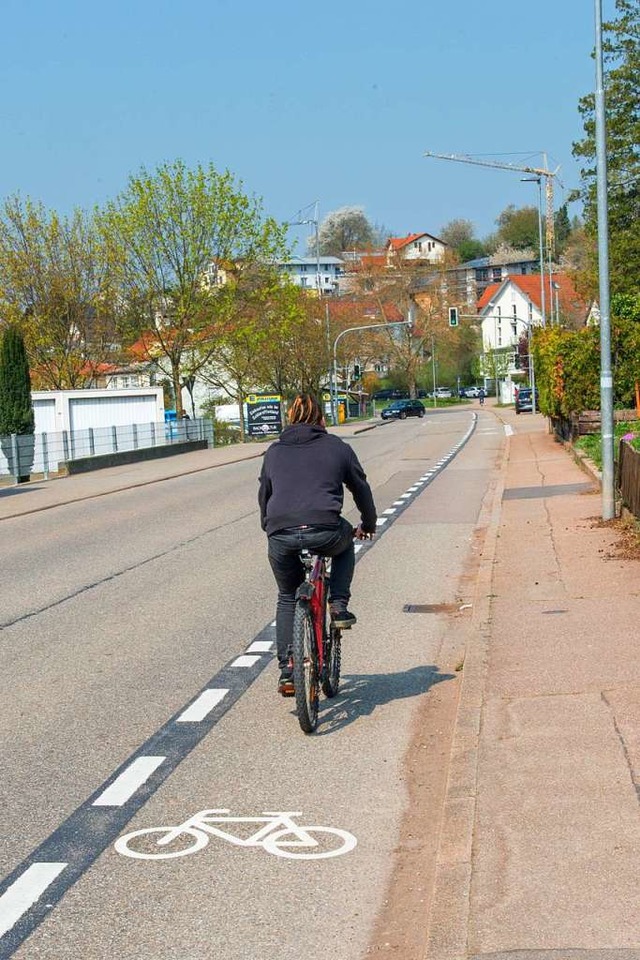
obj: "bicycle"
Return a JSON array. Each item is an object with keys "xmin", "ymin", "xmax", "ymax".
[
  {"xmin": 114, "ymin": 809, "xmax": 357, "ymax": 861},
  {"xmin": 290, "ymin": 549, "xmax": 342, "ymax": 734}
]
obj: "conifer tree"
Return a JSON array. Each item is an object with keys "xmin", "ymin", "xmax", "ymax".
[{"xmin": 0, "ymin": 325, "xmax": 35, "ymax": 481}]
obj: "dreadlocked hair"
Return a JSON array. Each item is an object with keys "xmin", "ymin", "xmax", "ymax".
[{"xmin": 287, "ymin": 393, "xmax": 324, "ymax": 426}]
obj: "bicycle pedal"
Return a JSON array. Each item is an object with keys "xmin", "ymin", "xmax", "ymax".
[{"xmin": 279, "ymin": 679, "xmax": 295, "ymax": 697}]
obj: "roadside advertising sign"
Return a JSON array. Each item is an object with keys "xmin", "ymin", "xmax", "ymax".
[{"xmin": 246, "ymin": 394, "xmax": 282, "ymax": 437}]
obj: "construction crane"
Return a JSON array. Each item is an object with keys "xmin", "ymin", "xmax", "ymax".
[{"xmin": 424, "ymin": 151, "xmax": 560, "ymax": 256}]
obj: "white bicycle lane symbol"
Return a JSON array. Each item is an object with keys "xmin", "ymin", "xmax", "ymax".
[{"xmin": 115, "ymin": 809, "xmax": 357, "ymax": 861}]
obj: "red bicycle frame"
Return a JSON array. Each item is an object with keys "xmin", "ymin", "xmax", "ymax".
[{"xmin": 297, "ymin": 553, "xmax": 328, "ymax": 673}]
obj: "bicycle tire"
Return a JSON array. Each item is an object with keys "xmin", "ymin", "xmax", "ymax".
[
  {"xmin": 263, "ymin": 825, "xmax": 357, "ymax": 859},
  {"xmin": 114, "ymin": 826, "xmax": 208, "ymax": 860},
  {"xmin": 292, "ymin": 600, "xmax": 319, "ymax": 733},
  {"xmin": 322, "ymin": 623, "xmax": 341, "ymax": 698}
]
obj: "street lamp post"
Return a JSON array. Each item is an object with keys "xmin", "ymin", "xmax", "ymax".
[
  {"xmin": 331, "ymin": 320, "xmax": 412, "ymax": 425},
  {"xmin": 521, "ymin": 176, "xmax": 547, "ymax": 327},
  {"xmin": 595, "ymin": 0, "xmax": 615, "ymax": 520}
]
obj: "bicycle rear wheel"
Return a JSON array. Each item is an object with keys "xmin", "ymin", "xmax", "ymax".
[
  {"xmin": 322, "ymin": 623, "xmax": 341, "ymax": 698},
  {"xmin": 292, "ymin": 600, "xmax": 319, "ymax": 733}
]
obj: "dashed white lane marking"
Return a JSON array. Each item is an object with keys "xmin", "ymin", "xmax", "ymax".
[
  {"xmin": 400, "ymin": 493, "xmax": 412, "ymax": 499},
  {"xmin": 231, "ymin": 655, "xmax": 261, "ymax": 668},
  {"xmin": 407, "ymin": 486, "xmax": 419, "ymax": 491},
  {"xmin": 176, "ymin": 689, "xmax": 229, "ymax": 722},
  {"xmin": 392, "ymin": 500, "xmax": 405, "ymax": 506},
  {"xmin": 505, "ymin": 424, "xmax": 514, "ymax": 436},
  {"xmin": 376, "ymin": 518, "xmax": 388, "ymax": 526},
  {"xmin": 383, "ymin": 508, "xmax": 396, "ymax": 514},
  {"xmin": 93, "ymin": 757, "xmax": 166, "ymax": 807},
  {"xmin": 354, "ymin": 544, "xmax": 363, "ymax": 553},
  {"xmin": 246, "ymin": 640, "xmax": 274, "ymax": 653},
  {"xmin": 0, "ymin": 863, "xmax": 68, "ymax": 939}
]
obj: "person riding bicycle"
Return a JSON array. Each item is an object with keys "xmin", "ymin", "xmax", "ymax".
[
  {"xmin": 258, "ymin": 393, "xmax": 377, "ymax": 693},
  {"xmin": 478, "ymin": 387, "xmax": 485, "ymax": 405}
]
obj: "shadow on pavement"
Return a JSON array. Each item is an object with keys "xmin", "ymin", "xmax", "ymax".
[
  {"xmin": 0, "ymin": 483, "xmax": 42, "ymax": 498},
  {"xmin": 313, "ymin": 664, "xmax": 455, "ymax": 735}
]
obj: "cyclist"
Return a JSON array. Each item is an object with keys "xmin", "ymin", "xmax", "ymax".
[
  {"xmin": 478, "ymin": 387, "xmax": 485, "ymax": 406},
  {"xmin": 258, "ymin": 393, "xmax": 377, "ymax": 694}
]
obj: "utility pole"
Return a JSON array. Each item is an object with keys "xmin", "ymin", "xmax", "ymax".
[{"xmin": 594, "ymin": 0, "xmax": 615, "ymax": 519}]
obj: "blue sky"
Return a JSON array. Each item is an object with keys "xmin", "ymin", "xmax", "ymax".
[{"xmin": 1, "ymin": 0, "xmax": 609, "ymax": 249}]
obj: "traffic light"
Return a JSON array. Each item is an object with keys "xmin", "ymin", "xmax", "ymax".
[
  {"xmin": 448, "ymin": 307, "xmax": 459, "ymax": 327},
  {"xmin": 353, "ymin": 363, "xmax": 361, "ymax": 380}
]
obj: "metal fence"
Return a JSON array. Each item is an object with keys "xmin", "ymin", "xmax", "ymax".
[{"xmin": 0, "ymin": 418, "xmax": 214, "ymax": 481}]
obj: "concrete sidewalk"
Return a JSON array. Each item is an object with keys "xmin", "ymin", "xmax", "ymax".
[{"xmin": 426, "ymin": 409, "xmax": 640, "ymax": 959}]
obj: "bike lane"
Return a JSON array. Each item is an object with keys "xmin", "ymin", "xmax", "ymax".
[{"xmin": 1, "ymin": 410, "xmax": 506, "ymax": 959}]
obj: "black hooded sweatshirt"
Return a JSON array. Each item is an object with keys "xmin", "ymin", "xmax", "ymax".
[{"xmin": 258, "ymin": 423, "xmax": 377, "ymax": 536}]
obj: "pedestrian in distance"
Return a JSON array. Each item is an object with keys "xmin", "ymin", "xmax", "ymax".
[{"xmin": 258, "ymin": 393, "xmax": 377, "ymax": 694}]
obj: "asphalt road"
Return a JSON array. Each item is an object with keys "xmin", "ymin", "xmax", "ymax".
[{"xmin": 0, "ymin": 409, "xmax": 505, "ymax": 960}]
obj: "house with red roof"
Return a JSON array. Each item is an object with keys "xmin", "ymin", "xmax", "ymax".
[
  {"xmin": 476, "ymin": 272, "xmax": 593, "ymax": 401},
  {"xmin": 386, "ymin": 232, "xmax": 447, "ymax": 264},
  {"xmin": 477, "ymin": 272, "xmax": 592, "ymax": 350}
]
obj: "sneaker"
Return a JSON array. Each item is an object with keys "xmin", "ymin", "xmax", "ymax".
[
  {"xmin": 278, "ymin": 666, "xmax": 295, "ymax": 697},
  {"xmin": 330, "ymin": 605, "xmax": 357, "ymax": 629}
]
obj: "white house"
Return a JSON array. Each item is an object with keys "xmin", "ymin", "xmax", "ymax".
[
  {"xmin": 386, "ymin": 233, "xmax": 447, "ymax": 264},
  {"xmin": 477, "ymin": 273, "xmax": 591, "ymax": 402},
  {"xmin": 278, "ymin": 257, "xmax": 344, "ymax": 295}
]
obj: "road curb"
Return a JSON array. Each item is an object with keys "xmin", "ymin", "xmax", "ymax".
[{"xmin": 423, "ymin": 432, "xmax": 509, "ymax": 959}]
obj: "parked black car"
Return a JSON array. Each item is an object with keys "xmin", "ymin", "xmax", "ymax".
[
  {"xmin": 381, "ymin": 399, "xmax": 426, "ymax": 420},
  {"xmin": 514, "ymin": 387, "xmax": 539, "ymax": 414}
]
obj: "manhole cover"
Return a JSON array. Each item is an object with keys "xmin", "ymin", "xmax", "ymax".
[{"xmin": 403, "ymin": 603, "xmax": 460, "ymax": 614}]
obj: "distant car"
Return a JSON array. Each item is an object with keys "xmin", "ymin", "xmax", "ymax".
[
  {"xmin": 514, "ymin": 387, "xmax": 539, "ymax": 414},
  {"xmin": 372, "ymin": 389, "xmax": 409, "ymax": 401},
  {"xmin": 435, "ymin": 387, "xmax": 453, "ymax": 399},
  {"xmin": 461, "ymin": 386, "xmax": 482, "ymax": 398},
  {"xmin": 381, "ymin": 398, "xmax": 426, "ymax": 420}
]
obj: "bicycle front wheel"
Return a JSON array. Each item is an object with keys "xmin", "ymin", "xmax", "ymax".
[
  {"xmin": 292, "ymin": 600, "xmax": 319, "ymax": 733},
  {"xmin": 263, "ymin": 825, "xmax": 357, "ymax": 859},
  {"xmin": 322, "ymin": 624, "xmax": 341, "ymax": 698}
]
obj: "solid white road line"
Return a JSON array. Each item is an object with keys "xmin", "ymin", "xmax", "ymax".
[
  {"xmin": 176, "ymin": 689, "xmax": 229, "ymax": 723},
  {"xmin": 0, "ymin": 862, "xmax": 67, "ymax": 939},
  {"xmin": 246, "ymin": 640, "xmax": 273, "ymax": 653},
  {"xmin": 230, "ymin": 655, "xmax": 261, "ymax": 668},
  {"xmin": 92, "ymin": 757, "xmax": 165, "ymax": 807}
]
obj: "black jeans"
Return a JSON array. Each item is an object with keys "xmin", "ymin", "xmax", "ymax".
[{"xmin": 267, "ymin": 517, "xmax": 355, "ymax": 667}]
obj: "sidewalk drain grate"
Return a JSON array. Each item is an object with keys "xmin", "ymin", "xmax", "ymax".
[{"xmin": 403, "ymin": 603, "xmax": 459, "ymax": 614}]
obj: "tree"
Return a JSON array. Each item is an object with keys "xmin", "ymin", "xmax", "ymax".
[
  {"xmin": 440, "ymin": 218, "xmax": 487, "ymax": 262},
  {"xmin": 489, "ymin": 205, "xmax": 540, "ymax": 252},
  {"xmin": 554, "ymin": 204, "xmax": 573, "ymax": 255},
  {"xmin": 572, "ymin": 0, "xmax": 639, "ymax": 298},
  {"xmin": 314, "ymin": 206, "xmax": 377, "ymax": 256},
  {"xmin": 99, "ymin": 160, "xmax": 286, "ymax": 415},
  {"xmin": 0, "ymin": 325, "xmax": 35, "ymax": 481},
  {"xmin": 0, "ymin": 197, "xmax": 119, "ymax": 388}
]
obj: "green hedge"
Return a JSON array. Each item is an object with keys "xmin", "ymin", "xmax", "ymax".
[{"xmin": 532, "ymin": 298, "xmax": 640, "ymax": 418}]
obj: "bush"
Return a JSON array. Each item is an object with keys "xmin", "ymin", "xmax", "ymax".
[{"xmin": 533, "ymin": 310, "xmax": 640, "ymax": 418}]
